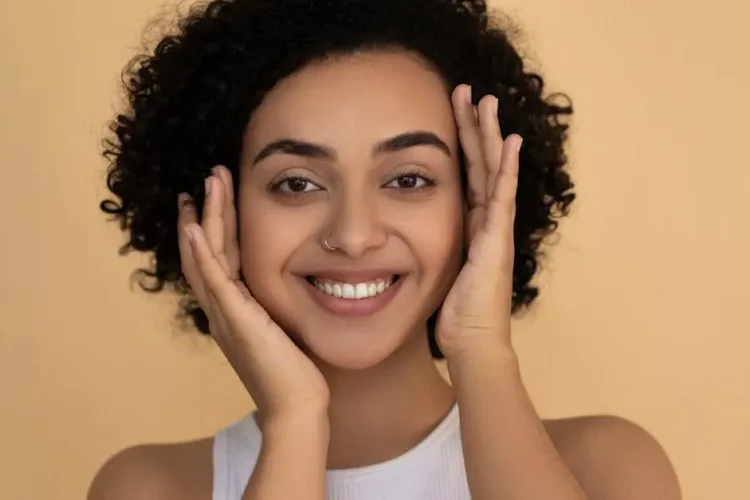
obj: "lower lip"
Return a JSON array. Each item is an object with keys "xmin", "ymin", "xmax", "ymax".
[{"xmin": 301, "ymin": 276, "xmax": 405, "ymax": 317}]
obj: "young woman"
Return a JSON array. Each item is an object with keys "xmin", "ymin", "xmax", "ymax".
[{"xmin": 89, "ymin": 0, "xmax": 681, "ymax": 498}]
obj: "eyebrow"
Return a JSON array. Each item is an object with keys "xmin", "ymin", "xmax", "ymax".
[{"xmin": 251, "ymin": 131, "xmax": 452, "ymax": 165}]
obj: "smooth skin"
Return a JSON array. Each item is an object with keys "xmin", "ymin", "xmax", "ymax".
[{"xmin": 88, "ymin": 51, "xmax": 680, "ymax": 500}]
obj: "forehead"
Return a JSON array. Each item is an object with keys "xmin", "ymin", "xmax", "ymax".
[{"xmin": 244, "ymin": 51, "xmax": 457, "ymax": 154}]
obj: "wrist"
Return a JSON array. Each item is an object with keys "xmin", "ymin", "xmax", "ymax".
[
  {"xmin": 260, "ymin": 406, "xmax": 330, "ymax": 441},
  {"xmin": 445, "ymin": 337, "xmax": 518, "ymax": 369},
  {"xmin": 445, "ymin": 338, "xmax": 520, "ymax": 386}
]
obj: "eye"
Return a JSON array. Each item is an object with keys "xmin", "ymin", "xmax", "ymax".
[
  {"xmin": 384, "ymin": 172, "xmax": 436, "ymax": 190},
  {"xmin": 269, "ymin": 175, "xmax": 322, "ymax": 194}
]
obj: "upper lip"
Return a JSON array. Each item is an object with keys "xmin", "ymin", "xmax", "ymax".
[{"xmin": 302, "ymin": 269, "xmax": 404, "ymax": 283}]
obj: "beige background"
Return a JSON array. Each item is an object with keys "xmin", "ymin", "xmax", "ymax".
[{"xmin": 1, "ymin": 0, "xmax": 748, "ymax": 499}]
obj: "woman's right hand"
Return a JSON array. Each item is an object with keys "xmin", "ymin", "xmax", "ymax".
[{"xmin": 177, "ymin": 166, "xmax": 330, "ymax": 424}]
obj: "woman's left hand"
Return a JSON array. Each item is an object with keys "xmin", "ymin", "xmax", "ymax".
[{"xmin": 436, "ymin": 84, "xmax": 523, "ymax": 359}]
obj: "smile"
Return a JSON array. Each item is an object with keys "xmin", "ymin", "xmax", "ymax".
[
  {"xmin": 302, "ymin": 275, "xmax": 404, "ymax": 316},
  {"xmin": 307, "ymin": 275, "xmax": 398, "ymax": 299}
]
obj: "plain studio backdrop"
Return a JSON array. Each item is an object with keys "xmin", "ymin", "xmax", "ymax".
[{"xmin": 1, "ymin": 0, "xmax": 748, "ymax": 499}]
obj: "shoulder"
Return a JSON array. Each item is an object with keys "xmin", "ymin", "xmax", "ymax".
[
  {"xmin": 543, "ymin": 415, "xmax": 681, "ymax": 500},
  {"xmin": 87, "ymin": 438, "xmax": 214, "ymax": 500}
]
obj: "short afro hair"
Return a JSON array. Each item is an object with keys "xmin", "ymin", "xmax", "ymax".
[{"xmin": 100, "ymin": 0, "xmax": 575, "ymax": 359}]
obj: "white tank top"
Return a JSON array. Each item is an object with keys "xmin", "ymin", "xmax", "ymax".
[{"xmin": 212, "ymin": 402, "xmax": 470, "ymax": 499}]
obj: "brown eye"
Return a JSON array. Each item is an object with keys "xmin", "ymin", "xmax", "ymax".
[
  {"xmin": 398, "ymin": 175, "xmax": 418, "ymax": 188},
  {"xmin": 384, "ymin": 173, "xmax": 435, "ymax": 190},
  {"xmin": 286, "ymin": 178, "xmax": 309, "ymax": 192},
  {"xmin": 270, "ymin": 175, "xmax": 322, "ymax": 194}
]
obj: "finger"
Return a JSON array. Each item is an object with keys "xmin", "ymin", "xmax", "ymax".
[
  {"xmin": 479, "ymin": 96, "xmax": 504, "ymax": 201},
  {"xmin": 202, "ymin": 175, "xmax": 232, "ymax": 276},
  {"xmin": 185, "ymin": 223, "xmax": 249, "ymax": 323},
  {"xmin": 185, "ymin": 228, "xmax": 240, "ymax": 343},
  {"xmin": 451, "ymin": 84, "xmax": 486, "ymax": 208},
  {"xmin": 187, "ymin": 223, "xmax": 278, "ymax": 353},
  {"xmin": 486, "ymin": 134, "xmax": 522, "ymax": 238},
  {"xmin": 212, "ymin": 165, "xmax": 240, "ymax": 278},
  {"xmin": 177, "ymin": 194, "xmax": 208, "ymax": 305}
]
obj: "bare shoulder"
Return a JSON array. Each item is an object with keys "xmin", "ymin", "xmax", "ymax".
[
  {"xmin": 543, "ymin": 415, "xmax": 681, "ymax": 500},
  {"xmin": 87, "ymin": 437, "xmax": 214, "ymax": 500}
]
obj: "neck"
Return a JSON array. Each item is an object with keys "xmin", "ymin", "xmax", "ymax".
[{"xmin": 315, "ymin": 328, "xmax": 456, "ymax": 470}]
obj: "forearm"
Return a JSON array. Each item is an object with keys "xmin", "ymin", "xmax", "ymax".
[
  {"xmin": 447, "ymin": 339, "xmax": 587, "ymax": 500},
  {"xmin": 243, "ymin": 412, "xmax": 329, "ymax": 500}
]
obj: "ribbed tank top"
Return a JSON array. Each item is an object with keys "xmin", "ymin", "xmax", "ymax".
[{"xmin": 212, "ymin": 402, "xmax": 470, "ymax": 499}]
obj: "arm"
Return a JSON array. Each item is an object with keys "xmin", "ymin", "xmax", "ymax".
[
  {"xmin": 440, "ymin": 85, "xmax": 679, "ymax": 500},
  {"xmin": 448, "ymin": 341, "xmax": 681, "ymax": 500},
  {"xmin": 447, "ymin": 341, "xmax": 587, "ymax": 500},
  {"xmin": 441, "ymin": 85, "xmax": 587, "ymax": 500},
  {"xmin": 243, "ymin": 412, "xmax": 330, "ymax": 500},
  {"xmin": 180, "ymin": 169, "xmax": 332, "ymax": 499}
]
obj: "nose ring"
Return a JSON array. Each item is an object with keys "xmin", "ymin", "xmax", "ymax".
[{"xmin": 323, "ymin": 235, "xmax": 337, "ymax": 252}]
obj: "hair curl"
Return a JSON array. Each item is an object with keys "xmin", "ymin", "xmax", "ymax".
[{"xmin": 100, "ymin": 0, "xmax": 575, "ymax": 359}]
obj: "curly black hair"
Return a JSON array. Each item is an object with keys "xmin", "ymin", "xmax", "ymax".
[{"xmin": 100, "ymin": 0, "xmax": 575, "ymax": 359}]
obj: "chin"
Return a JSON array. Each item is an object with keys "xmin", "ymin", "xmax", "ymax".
[{"xmin": 294, "ymin": 320, "xmax": 416, "ymax": 371}]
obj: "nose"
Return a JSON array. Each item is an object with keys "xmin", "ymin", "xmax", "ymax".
[{"xmin": 324, "ymin": 189, "xmax": 387, "ymax": 258}]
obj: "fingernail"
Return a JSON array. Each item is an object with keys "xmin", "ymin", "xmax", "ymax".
[
  {"xmin": 494, "ymin": 96, "xmax": 499, "ymax": 115},
  {"xmin": 466, "ymin": 85, "xmax": 472, "ymax": 105},
  {"xmin": 205, "ymin": 177, "xmax": 212, "ymax": 196},
  {"xmin": 178, "ymin": 193, "xmax": 193, "ymax": 209},
  {"xmin": 516, "ymin": 137, "xmax": 524, "ymax": 153}
]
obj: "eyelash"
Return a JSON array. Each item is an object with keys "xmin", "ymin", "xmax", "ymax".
[
  {"xmin": 267, "ymin": 169, "xmax": 438, "ymax": 197},
  {"xmin": 267, "ymin": 174, "xmax": 321, "ymax": 196}
]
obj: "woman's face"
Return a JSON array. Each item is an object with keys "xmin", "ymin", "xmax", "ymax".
[{"xmin": 237, "ymin": 50, "xmax": 464, "ymax": 370}]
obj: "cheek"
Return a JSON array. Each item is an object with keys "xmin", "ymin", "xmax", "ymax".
[
  {"xmin": 398, "ymin": 195, "xmax": 464, "ymax": 279},
  {"xmin": 236, "ymin": 199, "xmax": 302, "ymax": 294}
]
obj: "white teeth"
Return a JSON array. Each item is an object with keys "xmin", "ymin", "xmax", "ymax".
[{"xmin": 313, "ymin": 276, "xmax": 395, "ymax": 300}]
